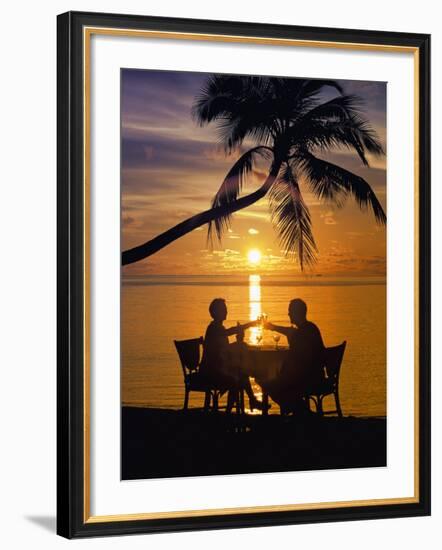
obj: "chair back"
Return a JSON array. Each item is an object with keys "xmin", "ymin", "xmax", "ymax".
[
  {"xmin": 323, "ymin": 341, "xmax": 346, "ymax": 387},
  {"xmin": 174, "ymin": 337, "xmax": 203, "ymax": 377}
]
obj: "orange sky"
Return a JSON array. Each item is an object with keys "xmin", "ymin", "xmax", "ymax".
[{"xmin": 121, "ymin": 70, "xmax": 386, "ymax": 278}]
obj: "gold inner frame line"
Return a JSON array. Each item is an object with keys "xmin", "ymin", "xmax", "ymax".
[{"xmin": 82, "ymin": 26, "xmax": 420, "ymax": 524}]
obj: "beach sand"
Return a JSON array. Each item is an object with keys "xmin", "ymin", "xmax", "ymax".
[{"xmin": 122, "ymin": 406, "xmax": 386, "ymax": 480}]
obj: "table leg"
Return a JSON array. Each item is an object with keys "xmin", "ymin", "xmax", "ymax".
[{"xmin": 262, "ymin": 391, "xmax": 269, "ymax": 416}]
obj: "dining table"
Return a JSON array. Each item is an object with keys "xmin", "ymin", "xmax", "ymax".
[{"xmin": 244, "ymin": 345, "xmax": 290, "ymax": 415}]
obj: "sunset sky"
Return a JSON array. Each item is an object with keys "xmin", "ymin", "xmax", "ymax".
[{"xmin": 121, "ymin": 69, "xmax": 386, "ymax": 278}]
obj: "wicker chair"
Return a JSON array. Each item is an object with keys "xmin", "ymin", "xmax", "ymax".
[
  {"xmin": 306, "ymin": 341, "xmax": 347, "ymax": 417},
  {"xmin": 174, "ymin": 337, "xmax": 224, "ymax": 411}
]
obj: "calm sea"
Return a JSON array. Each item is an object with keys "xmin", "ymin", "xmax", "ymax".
[{"xmin": 121, "ymin": 274, "xmax": 386, "ymax": 417}]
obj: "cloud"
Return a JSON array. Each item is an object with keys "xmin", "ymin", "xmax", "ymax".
[
  {"xmin": 248, "ymin": 228, "xmax": 260, "ymax": 235},
  {"xmin": 320, "ymin": 210, "xmax": 337, "ymax": 226}
]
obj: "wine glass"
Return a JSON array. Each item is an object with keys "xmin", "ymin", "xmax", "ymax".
[
  {"xmin": 273, "ymin": 333, "xmax": 281, "ymax": 350},
  {"xmin": 256, "ymin": 333, "xmax": 263, "ymax": 348}
]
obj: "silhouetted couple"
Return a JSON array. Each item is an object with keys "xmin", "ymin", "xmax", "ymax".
[
  {"xmin": 262, "ymin": 298, "xmax": 325, "ymax": 415},
  {"xmin": 199, "ymin": 298, "xmax": 265, "ymax": 412},
  {"xmin": 200, "ymin": 297, "xmax": 325, "ymax": 415}
]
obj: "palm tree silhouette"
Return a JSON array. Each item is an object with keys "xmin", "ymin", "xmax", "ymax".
[{"xmin": 122, "ymin": 76, "xmax": 385, "ymax": 268}]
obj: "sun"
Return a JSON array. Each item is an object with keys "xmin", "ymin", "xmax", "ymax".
[{"xmin": 247, "ymin": 249, "xmax": 262, "ymax": 265}]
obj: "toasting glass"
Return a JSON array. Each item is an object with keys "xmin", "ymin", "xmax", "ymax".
[{"xmin": 273, "ymin": 333, "xmax": 281, "ymax": 349}]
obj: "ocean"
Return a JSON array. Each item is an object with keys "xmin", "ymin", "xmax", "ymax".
[{"xmin": 121, "ymin": 274, "xmax": 386, "ymax": 417}]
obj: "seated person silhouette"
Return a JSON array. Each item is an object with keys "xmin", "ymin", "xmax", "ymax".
[
  {"xmin": 200, "ymin": 298, "xmax": 265, "ymax": 412},
  {"xmin": 262, "ymin": 298, "xmax": 325, "ymax": 415}
]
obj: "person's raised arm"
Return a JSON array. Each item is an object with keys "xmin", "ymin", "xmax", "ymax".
[
  {"xmin": 264, "ymin": 321, "xmax": 292, "ymax": 337},
  {"xmin": 241, "ymin": 320, "xmax": 259, "ymax": 330},
  {"xmin": 225, "ymin": 320, "xmax": 258, "ymax": 336}
]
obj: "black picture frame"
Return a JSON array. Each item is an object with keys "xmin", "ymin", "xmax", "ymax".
[{"xmin": 57, "ymin": 10, "xmax": 431, "ymax": 539}]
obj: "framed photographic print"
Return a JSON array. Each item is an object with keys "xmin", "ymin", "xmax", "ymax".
[{"xmin": 57, "ymin": 11, "xmax": 431, "ymax": 538}]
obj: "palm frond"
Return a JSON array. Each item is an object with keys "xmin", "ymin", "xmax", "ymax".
[
  {"xmin": 298, "ymin": 79, "xmax": 344, "ymax": 98},
  {"xmin": 191, "ymin": 74, "xmax": 243, "ymax": 125},
  {"xmin": 207, "ymin": 146, "xmax": 272, "ymax": 242},
  {"xmin": 299, "ymin": 153, "xmax": 386, "ymax": 223},
  {"xmin": 262, "ymin": 78, "xmax": 344, "ymax": 128},
  {"xmin": 269, "ymin": 164, "xmax": 317, "ymax": 270},
  {"xmin": 291, "ymin": 96, "xmax": 384, "ymax": 165},
  {"xmin": 192, "ymin": 75, "xmax": 279, "ymax": 152},
  {"xmin": 299, "ymin": 94, "xmax": 363, "ymax": 124},
  {"xmin": 215, "ymin": 114, "xmax": 275, "ymax": 153}
]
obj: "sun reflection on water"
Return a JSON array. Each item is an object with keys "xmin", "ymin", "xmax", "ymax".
[
  {"xmin": 248, "ymin": 274, "xmax": 262, "ymax": 346},
  {"xmin": 247, "ymin": 274, "xmax": 264, "ymax": 411}
]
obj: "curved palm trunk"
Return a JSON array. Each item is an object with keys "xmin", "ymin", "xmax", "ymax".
[{"xmin": 122, "ymin": 161, "xmax": 281, "ymax": 265}]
